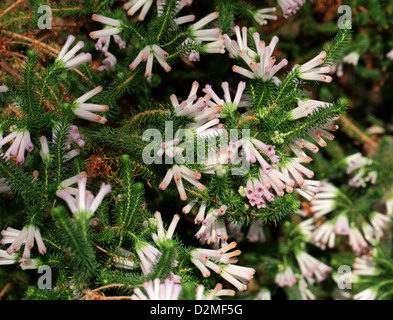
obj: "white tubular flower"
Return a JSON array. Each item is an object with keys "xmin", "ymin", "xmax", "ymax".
[
  {"xmin": 113, "ymin": 248, "xmax": 137, "ymax": 270},
  {"xmin": 1, "ymin": 226, "xmax": 47, "ymax": 258},
  {"xmin": 353, "ymin": 287, "xmax": 378, "ymax": 300},
  {"xmin": 229, "ymin": 30, "xmax": 288, "ymax": 81},
  {"xmin": 353, "ymin": 255, "xmax": 378, "ymax": 277},
  {"xmin": 136, "ymin": 242, "xmax": 162, "ymax": 276},
  {"xmin": 129, "ymin": 45, "xmax": 171, "ymax": 78},
  {"xmin": 254, "ymin": 7, "xmax": 277, "ymax": 25},
  {"xmin": 297, "ymin": 51, "xmax": 332, "ymax": 83},
  {"xmin": 56, "ymin": 35, "xmax": 92, "ymax": 69},
  {"xmin": 191, "ymin": 242, "xmax": 255, "ymax": 291},
  {"xmin": 289, "ymin": 99, "xmax": 333, "ymax": 120},
  {"xmin": 56, "ymin": 174, "xmax": 111, "ymax": 219},
  {"xmin": 0, "ymin": 85, "xmax": 7, "ymax": 93},
  {"xmin": 151, "ymin": 211, "xmax": 180, "ymax": 244},
  {"xmin": 247, "ymin": 217, "xmax": 266, "ymax": 242},
  {"xmin": 157, "ymin": 0, "xmax": 195, "ymax": 28},
  {"xmin": 0, "ymin": 129, "xmax": 34, "ymax": 164},
  {"xmin": 349, "ymin": 224, "xmax": 369, "ymax": 255},
  {"xmin": 298, "ymin": 278, "xmax": 316, "ymax": 300},
  {"xmin": 344, "ymin": 152, "xmax": 373, "ymax": 175},
  {"xmin": 334, "ymin": 213, "xmax": 350, "ymax": 235},
  {"xmin": 124, "ymin": 0, "xmax": 154, "ymax": 21},
  {"xmin": 343, "ymin": 52, "xmax": 360, "ymax": 66},
  {"xmin": 195, "ymin": 283, "xmax": 235, "ymax": 300},
  {"xmin": 39, "ymin": 136, "xmax": 50, "ymax": 162},
  {"xmin": 369, "ymin": 211, "xmax": 390, "ymax": 239},
  {"xmin": 257, "ymin": 288, "xmax": 271, "ymax": 300},
  {"xmin": 0, "ymin": 249, "xmax": 17, "ymax": 265},
  {"xmin": 297, "ymin": 217, "xmax": 314, "ymax": 242},
  {"xmin": 131, "ymin": 277, "xmax": 182, "ymax": 300},
  {"xmin": 275, "ymin": 266, "xmax": 297, "ymax": 287},
  {"xmin": 90, "ymin": 15, "xmax": 122, "ymax": 41},
  {"xmin": 295, "ymin": 250, "xmax": 332, "ymax": 282},
  {"xmin": 74, "ymin": 86, "xmax": 109, "ymax": 124},
  {"xmin": 19, "ymin": 257, "xmax": 40, "ymax": 270},
  {"xmin": 159, "ymin": 165, "xmax": 204, "ymax": 201},
  {"xmin": 312, "ymin": 220, "xmax": 336, "ymax": 250},
  {"xmin": 190, "ymin": 12, "xmax": 220, "ymax": 33},
  {"xmin": 310, "ymin": 182, "xmax": 338, "ymax": 218},
  {"xmin": 220, "ymin": 263, "xmax": 255, "ymax": 291}
]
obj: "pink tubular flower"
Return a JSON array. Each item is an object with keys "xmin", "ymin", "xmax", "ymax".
[
  {"xmin": 349, "ymin": 224, "xmax": 369, "ymax": 255},
  {"xmin": 74, "ymin": 86, "xmax": 109, "ymax": 124},
  {"xmin": 278, "ymin": 0, "xmax": 306, "ymax": 18},
  {"xmin": 136, "ymin": 242, "xmax": 162, "ymax": 276},
  {"xmin": 0, "ymin": 130, "xmax": 34, "ymax": 164},
  {"xmin": 57, "ymin": 35, "xmax": 92, "ymax": 70},
  {"xmin": 90, "ymin": 15, "xmax": 122, "ymax": 41},
  {"xmin": 312, "ymin": 220, "xmax": 336, "ymax": 250},
  {"xmin": 247, "ymin": 217, "xmax": 266, "ymax": 242},
  {"xmin": 0, "ymin": 85, "xmax": 7, "ymax": 93},
  {"xmin": 0, "ymin": 249, "xmax": 17, "ymax": 265},
  {"xmin": 295, "ymin": 250, "xmax": 332, "ymax": 283},
  {"xmin": 195, "ymin": 209, "xmax": 228, "ymax": 249},
  {"xmin": 275, "ymin": 266, "xmax": 297, "ymax": 287},
  {"xmin": 297, "ymin": 51, "xmax": 332, "ymax": 83},
  {"xmin": 129, "ymin": 45, "xmax": 171, "ymax": 78},
  {"xmin": 1, "ymin": 226, "xmax": 47, "ymax": 258},
  {"xmin": 159, "ymin": 165, "xmax": 204, "ymax": 201},
  {"xmin": 131, "ymin": 277, "xmax": 182, "ymax": 300}
]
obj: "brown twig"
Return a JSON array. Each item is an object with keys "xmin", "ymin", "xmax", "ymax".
[{"xmin": 0, "ymin": 283, "xmax": 11, "ymax": 300}]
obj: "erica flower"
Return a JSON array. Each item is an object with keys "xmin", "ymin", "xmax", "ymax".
[
  {"xmin": 278, "ymin": 0, "xmax": 306, "ymax": 18},
  {"xmin": 129, "ymin": 45, "xmax": 171, "ymax": 78},
  {"xmin": 191, "ymin": 242, "xmax": 255, "ymax": 291},
  {"xmin": 310, "ymin": 182, "xmax": 338, "ymax": 218},
  {"xmin": 39, "ymin": 136, "xmax": 50, "ymax": 162},
  {"xmin": 344, "ymin": 152, "xmax": 373, "ymax": 174},
  {"xmin": 349, "ymin": 224, "xmax": 369, "ymax": 255},
  {"xmin": 73, "ymin": 86, "xmax": 109, "ymax": 124},
  {"xmin": 312, "ymin": 220, "xmax": 336, "ymax": 250},
  {"xmin": 151, "ymin": 211, "xmax": 180, "ymax": 244},
  {"xmin": 0, "ymin": 249, "xmax": 17, "ymax": 265},
  {"xmin": 298, "ymin": 277, "xmax": 316, "ymax": 300},
  {"xmin": 343, "ymin": 52, "xmax": 360, "ymax": 66},
  {"xmin": 228, "ymin": 30, "xmax": 288, "ymax": 81},
  {"xmin": 257, "ymin": 288, "xmax": 271, "ymax": 300},
  {"xmin": 136, "ymin": 241, "xmax": 162, "ymax": 276},
  {"xmin": 56, "ymin": 35, "xmax": 92, "ymax": 70},
  {"xmin": 0, "ymin": 129, "xmax": 34, "ymax": 163},
  {"xmin": 353, "ymin": 287, "xmax": 378, "ymax": 300},
  {"xmin": 246, "ymin": 217, "xmax": 266, "ymax": 242},
  {"xmin": 275, "ymin": 266, "xmax": 297, "ymax": 287},
  {"xmin": 253, "ymin": 7, "xmax": 277, "ymax": 25},
  {"xmin": 295, "ymin": 250, "xmax": 332, "ymax": 283},
  {"xmin": 123, "ymin": 0, "xmax": 154, "ymax": 21},
  {"xmin": 131, "ymin": 277, "xmax": 182, "ymax": 300},
  {"xmin": 297, "ymin": 51, "xmax": 332, "ymax": 83},
  {"xmin": 159, "ymin": 165, "xmax": 204, "ymax": 200},
  {"xmin": 157, "ymin": 0, "xmax": 194, "ymax": 28},
  {"xmin": 1, "ymin": 226, "xmax": 47, "ymax": 259},
  {"xmin": 353, "ymin": 255, "xmax": 378, "ymax": 277},
  {"xmin": 0, "ymin": 85, "xmax": 7, "ymax": 93},
  {"xmin": 90, "ymin": 15, "xmax": 125, "ymax": 50},
  {"xmin": 195, "ymin": 207, "xmax": 228, "ymax": 248},
  {"xmin": 195, "ymin": 283, "xmax": 235, "ymax": 300},
  {"xmin": 56, "ymin": 174, "xmax": 111, "ymax": 220},
  {"xmin": 289, "ymin": 99, "xmax": 333, "ymax": 120}
]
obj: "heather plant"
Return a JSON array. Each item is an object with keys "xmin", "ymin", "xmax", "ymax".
[{"xmin": 0, "ymin": 0, "xmax": 392, "ymax": 302}]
